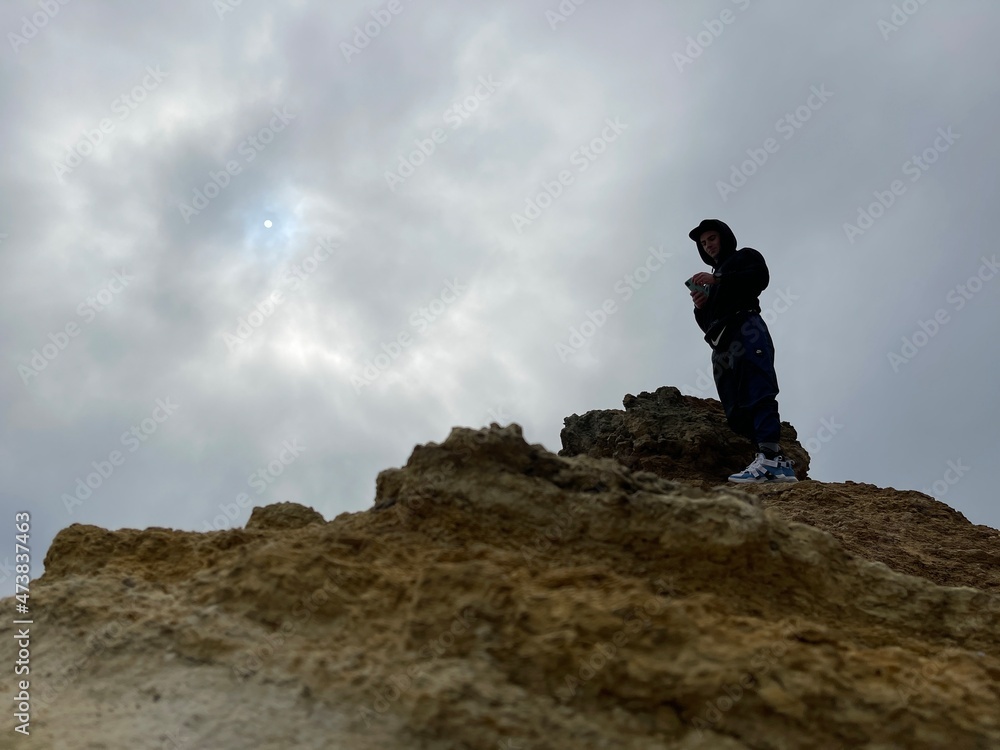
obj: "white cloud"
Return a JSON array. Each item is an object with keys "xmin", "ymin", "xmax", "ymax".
[{"xmin": 3, "ymin": 0, "xmax": 999, "ymax": 571}]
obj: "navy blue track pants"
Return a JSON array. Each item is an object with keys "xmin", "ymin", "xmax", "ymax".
[{"xmin": 710, "ymin": 313, "xmax": 781, "ymax": 446}]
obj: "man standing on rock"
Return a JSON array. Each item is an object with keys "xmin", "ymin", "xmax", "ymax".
[{"xmin": 687, "ymin": 219, "xmax": 797, "ymax": 483}]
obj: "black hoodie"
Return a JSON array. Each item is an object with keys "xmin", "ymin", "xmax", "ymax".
[{"xmin": 688, "ymin": 219, "xmax": 769, "ymax": 348}]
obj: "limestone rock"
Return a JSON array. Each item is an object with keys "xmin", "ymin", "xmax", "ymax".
[
  {"xmin": 559, "ymin": 387, "xmax": 1000, "ymax": 594},
  {"xmin": 245, "ymin": 501, "xmax": 326, "ymax": 530},
  {"xmin": 560, "ymin": 386, "xmax": 811, "ymax": 483},
  {"xmin": 4, "ymin": 420, "xmax": 999, "ymax": 749}
]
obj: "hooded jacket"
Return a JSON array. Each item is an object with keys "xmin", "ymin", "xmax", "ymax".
[{"xmin": 688, "ymin": 219, "xmax": 769, "ymax": 348}]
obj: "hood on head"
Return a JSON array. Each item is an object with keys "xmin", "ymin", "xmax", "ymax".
[{"xmin": 689, "ymin": 219, "xmax": 737, "ymax": 267}]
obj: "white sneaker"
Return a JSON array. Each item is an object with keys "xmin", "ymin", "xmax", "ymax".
[{"xmin": 728, "ymin": 453, "xmax": 787, "ymax": 483}]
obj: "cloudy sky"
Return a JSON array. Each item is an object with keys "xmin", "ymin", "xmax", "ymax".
[{"xmin": 3, "ymin": 1, "xmax": 999, "ymax": 579}]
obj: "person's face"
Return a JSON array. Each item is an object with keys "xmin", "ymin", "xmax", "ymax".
[{"xmin": 699, "ymin": 230, "xmax": 721, "ymax": 259}]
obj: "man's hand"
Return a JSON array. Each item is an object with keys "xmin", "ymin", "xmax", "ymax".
[
  {"xmin": 691, "ymin": 290, "xmax": 707, "ymax": 308},
  {"xmin": 691, "ymin": 272, "xmax": 716, "ymax": 286}
]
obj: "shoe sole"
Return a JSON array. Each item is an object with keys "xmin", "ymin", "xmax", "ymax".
[{"xmin": 729, "ymin": 470, "xmax": 798, "ymax": 484}]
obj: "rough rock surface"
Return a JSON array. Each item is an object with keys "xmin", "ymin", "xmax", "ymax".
[
  {"xmin": 560, "ymin": 387, "xmax": 1000, "ymax": 594},
  {"xmin": 4, "ymin": 406, "xmax": 1000, "ymax": 748},
  {"xmin": 245, "ymin": 500, "xmax": 326, "ymax": 530},
  {"xmin": 560, "ymin": 386, "xmax": 811, "ymax": 483}
]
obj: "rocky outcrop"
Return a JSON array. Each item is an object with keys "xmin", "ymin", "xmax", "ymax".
[
  {"xmin": 4, "ymin": 402, "xmax": 1000, "ymax": 748},
  {"xmin": 246, "ymin": 500, "xmax": 326, "ymax": 530},
  {"xmin": 560, "ymin": 387, "xmax": 1000, "ymax": 595},
  {"xmin": 559, "ymin": 386, "xmax": 811, "ymax": 483}
]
